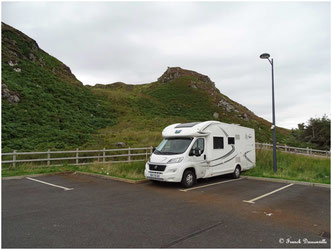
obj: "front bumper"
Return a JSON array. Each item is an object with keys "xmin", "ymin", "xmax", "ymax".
[{"xmin": 144, "ymin": 162, "xmax": 182, "ymax": 182}]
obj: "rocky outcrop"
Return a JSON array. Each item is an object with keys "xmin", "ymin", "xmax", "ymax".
[
  {"xmin": 239, "ymin": 113, "xmax": 249, "ymax": 121},
  {"xmin": 2, "ymin": 83, "xmax": 20, "ymax": 104},
  {"xmin": 2, "ymin": 22, "xmax": 83, "ymax": 87},
  {"xmin": 158, "ymin": 67, "xmax": 215, "ymax": 86},
  {"xmin": 115, "ymin": 142, "xmax": 126, "ymax": 148},
  {"xmin": 217, "ymin": 97, "xmax": 238, "ymax": 113},
  {"xmin": 8, "ymin": 60, "xmax": 17, "ymax": 67},
  {"xmin": 213, "ymin": 112, "xmax": 219, "ymax": 119}
]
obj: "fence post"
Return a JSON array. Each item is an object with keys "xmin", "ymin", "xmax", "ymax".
[
  {"xmin": 47, "ymin": 149, "xmax": 50, "ymax": 166},
  {"xmin": 128, "ymin": 147, "xmax": 131, "ymax": 162},
  {"xmin": 306, "ymin": 147, "xmax": 309, "ymax": 155},
  {"xmin": 103, "ymin": 148, "xmax": 106, "ymax": 163},
  {"xmin": 13, "ymin": 150, "xmax": 16, "ymax": 167},
  {"xmin": 150, "ymin": 146, "xmax": 153, "ymax": 155},
  {"xmin": 145, "ymin": 147, "xmax": 148, "ymax": 160},
  {"xmin": 284, "ymin": 144, "xmax": 287, "ymax": 152},
  {"xmin": 76, "ymin": 148, "xmax": 79, "ymax": 165}
]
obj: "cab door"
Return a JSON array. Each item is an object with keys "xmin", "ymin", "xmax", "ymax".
[{"xmin": 188, "ymin": 138, "xmax": 208, "ymax": 179}]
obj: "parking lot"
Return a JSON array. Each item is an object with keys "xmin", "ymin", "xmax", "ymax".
[{"xmin": 2, "ymin": 172, "xmax": 330, "ymax": 248}]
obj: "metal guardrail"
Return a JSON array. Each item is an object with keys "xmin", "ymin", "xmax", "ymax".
[{"xmin": 1, "ymin": 143, "xmax": 330, "ymax": 167}]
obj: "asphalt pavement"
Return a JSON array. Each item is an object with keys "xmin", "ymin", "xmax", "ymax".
[{"xmin": 2, "ymin": 172, "xmax": 330, "ymax": 248}]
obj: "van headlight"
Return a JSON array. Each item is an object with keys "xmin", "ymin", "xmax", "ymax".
[{"xmin": 167, "ymin": 157, "xmax": 184, "ymax": 164}]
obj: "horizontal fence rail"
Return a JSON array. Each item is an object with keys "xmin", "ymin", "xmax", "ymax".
[
  {"xmin": 255, "ymin": 143, "xmax": 330, "ymax": 158},
  {"xmin": 1, "ymin": 143, "xmax": 330, "ymax": 167},
  {"xmin": 2, "ymin": 147, "xmax": 154, "ymax": 167}
]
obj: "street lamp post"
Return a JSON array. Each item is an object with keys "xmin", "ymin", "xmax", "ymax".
[{"xmin": 260, "ymin": 53, "xmax": 277, "ymax": 172}]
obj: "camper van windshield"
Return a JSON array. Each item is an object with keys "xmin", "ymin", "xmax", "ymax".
[{"xmin": 155, "ymin": 138, "xmax": 193, "ymax": 155}]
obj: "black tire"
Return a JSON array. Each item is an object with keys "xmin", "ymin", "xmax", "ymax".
[
  {"xmin": 232, "ymin": 166, "xmax": 241, "ymax": 179},
  {"xmin": 150, "ymin": 180, "xmax": 159, "ymax": 185},
  {"xmin": 181, "ymin": 169, "xmax": 196, "ymax": 188}
]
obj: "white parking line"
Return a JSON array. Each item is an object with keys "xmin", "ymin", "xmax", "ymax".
[
  {"xmin": 180, "ymin": 178, "xmax": 244, "ymax": 192},
  {"xmin": 243, "ymin": 183, "xmax": 294, "ymax": 204},
  {"xmin": 26, "ymin": 177, "xmax": 73, "ymax": 191}
]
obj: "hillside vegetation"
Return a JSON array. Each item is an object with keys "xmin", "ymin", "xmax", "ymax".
[
  {"xmin": 244, "ymin": 150, "xmax": 330, "ymax": 184},
  {"xmin": 2, "ymin": 23, "xmax": 294, "ymax": 152},
  {"xmin": 86, "ymin": 69, "xmax": 290, "ymax": 149},
  {"xmin": 2, "ymin": 23, "xmax": 115, "ymax": 151}
]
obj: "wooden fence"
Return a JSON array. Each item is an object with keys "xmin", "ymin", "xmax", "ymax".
[
  {"xmin": 2, "ymin": 147, "xmax": 154, "ymax": 167},
  {"xmin": 1, "ymin": 143, "xmax": 330, "ymax": 167},
  {"xmin": 256, "ymin": 143, "xmax": 330, "ymax": 158}
]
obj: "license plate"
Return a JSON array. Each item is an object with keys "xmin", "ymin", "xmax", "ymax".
[{"xmin": 149, "ymin": 173, "xmax": 160, "ymax": 178}]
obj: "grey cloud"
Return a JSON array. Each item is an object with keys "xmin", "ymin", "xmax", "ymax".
[{"xmin": 2, "ymin": 1, "xmax": 330, "ymax": 129}]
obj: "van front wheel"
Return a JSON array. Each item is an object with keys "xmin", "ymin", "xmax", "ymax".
[
  {"xmin": 232, "ymin": 166, "xmax": 241, "ymax": 179},
  {"xmin": 181, "ymin": 170, "xmax": 196, "ymax": 188}
]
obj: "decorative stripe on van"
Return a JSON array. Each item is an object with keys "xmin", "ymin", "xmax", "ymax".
[
  {"xmin": 244, "ymin": 150, "xmax": 254, "ymax": 164},
  {"xmin": 210, "ymin": 154, "xmax": 237, "ymax": 167},
  {"xmin": 210, "ymin": 145, "xmax": 235, "ymax": 162},
  {"xmin": 218, "ymin": 126, "xmax": 229, "ymax": 137}
]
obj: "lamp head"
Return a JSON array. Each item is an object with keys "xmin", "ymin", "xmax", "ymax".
[{"xmin": 260, "ymin": 53, "xmax": 270, "ymax": 59}]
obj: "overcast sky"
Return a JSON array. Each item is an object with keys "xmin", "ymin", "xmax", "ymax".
[{"xmin": 2, "ymin": 1, "xmax": 330, "ymax": 129}]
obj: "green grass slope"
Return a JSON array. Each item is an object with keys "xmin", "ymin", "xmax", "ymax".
[
  {"xmin": 86, "ymin": 71, "xmax": 290, "ymax": 149},
  {"xmin": 2, "ymin": 23, "xmax": 115, "ymax": 151},
  {"xmin": 244, "ymin": 150, "xmax": 330, "ymax": 184}
]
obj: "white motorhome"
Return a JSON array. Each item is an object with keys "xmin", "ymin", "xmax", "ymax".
[{"xmin": 144, "ymin": 121, "xmax": 255, "ymax": 188}]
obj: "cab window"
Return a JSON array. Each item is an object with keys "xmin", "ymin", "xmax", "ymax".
[{"xmin": 190, "ymin": 138, "xmax": 204, "ymax": 154}]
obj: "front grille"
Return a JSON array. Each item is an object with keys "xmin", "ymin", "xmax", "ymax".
[{"xmin": 149, "ymin": 164, "xmax": 166, "ymax": 172}]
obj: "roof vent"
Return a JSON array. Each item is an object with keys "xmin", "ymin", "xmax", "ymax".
[{"xmin": 175, "ymin": 122, "xmax": 201, "ymax": 128}]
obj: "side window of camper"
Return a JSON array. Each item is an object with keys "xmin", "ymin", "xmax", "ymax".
[
  {"xmin": 191, "ymin": 138, "xmax": 204, "ymax": 153},
  {"xmin": 213, "ymin": 137, "xmax": 224, "ymax": 149},
  {"xmin": 228, "ymin": 137, "xmax": 235, "ymax": 145}
]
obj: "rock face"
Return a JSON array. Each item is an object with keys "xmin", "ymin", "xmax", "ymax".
[
  {"xmin": 158, "ymin": 67, "xmax": 215, "ymax": 86},
  {"xmin": 115, "ymin": 142, "xmax": 126, "ymax": 148},
  {"xmin": 2, "ymin": 83, "xmax": 20, "ymax": 104},
  {"xmin": 217, "ymin": 97, "xmax": 238, "ymax": 113},
  {"xmin": 157, "ymin": 66, "xmax": 253, "ymax": 122},
  {"xmin": 8, "ymin": 60, "xmax": 17, "ymax": 66},
  {"xmin": 2, "ymin": 22, "xmax": 83, "ymax": 87}
]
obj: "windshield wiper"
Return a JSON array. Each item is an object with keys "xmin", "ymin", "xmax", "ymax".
[{"xmin": 159, "ymin": 151, "xmax": 180, "ymax": 155}]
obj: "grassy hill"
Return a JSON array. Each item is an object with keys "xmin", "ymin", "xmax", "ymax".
[
  {"xmin": 2, "ymin": 23, "xmax": 291, "ymax": 152},
  {"xmin": 1, "ymin": 23, "xmax": 115, "ymax": 151},
  {"xmin": 85, "ymin": 68, "xmax": 290, "ymax": 149}
]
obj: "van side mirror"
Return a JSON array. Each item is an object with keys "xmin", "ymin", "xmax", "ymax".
[
  {"xmin": 152, "ymin": 147, "xmax": 156, "ymax": 153},
  {"xmin": 194, "ymin": 148, "xmax": 201, "ymax": 157},
  {"xmin": 189, "ymin": 149, "xmax": 194, "ymax": 156},
  {"xmin": 189, "ymin": 148, "xmax": 202, "ymax": 157}
]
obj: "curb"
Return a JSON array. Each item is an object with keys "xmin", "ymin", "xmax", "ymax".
[
  {"xmin": 74, "ymin": 171, "xmax": 148, "ymax": 184},
  {"xmin": 243, "ymin": 176, "xmax": 330, "ymax": 188},
  {"xmin": 2, "ymin": 171, "xmax": 149, "ymax": 184},
  {"xmin": 2, "ymin": 171, "xmax": 75, "ymax": 180}
]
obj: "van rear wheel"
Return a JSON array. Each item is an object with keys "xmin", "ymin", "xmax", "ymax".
[
  {"xmin": 181, "ymin": 170, "xmax": 196, "ymax": 188},
  {"xmin": 232, "ymin": 166, "xmax": 241, "ymax": 179}
]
